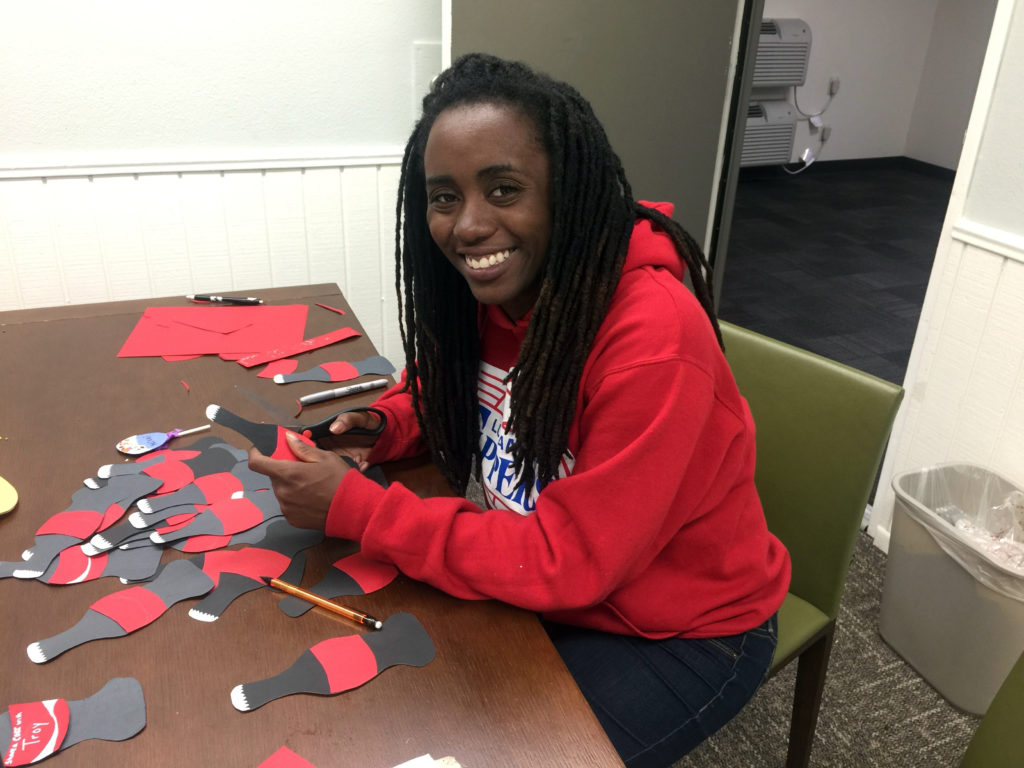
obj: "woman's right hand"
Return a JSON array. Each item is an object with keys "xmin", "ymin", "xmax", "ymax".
[{"xmin": 314, "ymin": 408, "xmax": 383, "ymax": 471}]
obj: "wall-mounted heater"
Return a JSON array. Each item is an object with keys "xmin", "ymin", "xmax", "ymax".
[
  {"xmin": 742, "ymin": 100, "xmax": 797, "ymax": 167},
  {"xmin": 741, "ymin": 18, "xmax": 810, "ymax": 166},
  {"xmin": 752, "ymin": 18, "xmax": 811, "ymax": 88}
]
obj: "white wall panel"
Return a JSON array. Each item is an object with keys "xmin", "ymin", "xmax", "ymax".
[
  {"xmin": 136, "ymin": 174, "xmax": 190, "ymax": 298},
  {"xmin": 180, "ymin": 173, "xmax": 233, "ymax": 293},
  {"xmin": 96, "ymin": 176, "xmax": 155, "ymax": 300},
  {"xmin": 375, "ymin": 166, "xmax": 403, "ymax": 369},
  {"xmin": 340, "ymin": 166, "xmax": 385, "ymax": 348},
  {"xmin": 2, "ymin": 182, "xmax": 63, "ymax": 307},
  {"xmin": 221, "ymin": 172, "xmax": 274, "ymax": 292},
  {"xmin": 263, "ymin": 170, "xmax": 309, "ymax": 288},
  {"xmin": 49, "ymin": 178, "xmax": 108, "ymax": 305},
  {"xmin": 303, "ymin": 168, "xmax": 347, "ymax": 288}
]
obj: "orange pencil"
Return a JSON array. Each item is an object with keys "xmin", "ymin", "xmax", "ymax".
[{"xmin": 261, "ymin": 576, "xmax": 383, "ymax": 630}]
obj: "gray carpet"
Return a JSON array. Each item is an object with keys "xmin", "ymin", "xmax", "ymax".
[{"xmin": 675, "ymin": 532, "xmax": 981, "ymax": 768}]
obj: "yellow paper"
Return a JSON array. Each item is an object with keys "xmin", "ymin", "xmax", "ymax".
[{"xmin": 0, "ymin": 474, "xmax": 17, "ymax": 516}]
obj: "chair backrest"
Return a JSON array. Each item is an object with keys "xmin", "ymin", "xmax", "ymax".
[
  {"xmin": 720, "ymin": 321, "xmax": 904, "ymax": 620},
  {"xmin": 959, "ymin": 649, "xmax": 1024, "ymax": 767}
]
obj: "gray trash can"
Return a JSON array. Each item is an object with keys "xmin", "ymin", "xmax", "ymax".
[{"xmin": 879, "ymin": 463, "xmax": 1024, "ymax": 715}]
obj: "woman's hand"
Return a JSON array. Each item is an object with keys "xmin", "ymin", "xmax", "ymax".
[
  {"xmin": 315, "ymin": 408, "xmax": 383, "ymax": 471},
  {"xmin": 248, "ymin": 431, "xmax": 350, "ymax": 530}
]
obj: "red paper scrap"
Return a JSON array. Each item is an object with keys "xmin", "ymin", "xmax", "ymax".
[
  {"xmin": 117, "ymin": 305, "xmax": 308, "ymax": 358},
  {"xmin": 315, "ymin": 303, "xmax": 346, "ymax": 316},
  {"xmin": 233, "ymin": 327, "xmax": 361, "ymax": 368},
  {"xmin": 258, "ymin": 745, "xmax": 318, "ymax": 768}
]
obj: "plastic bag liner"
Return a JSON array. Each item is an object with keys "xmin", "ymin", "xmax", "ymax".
[{"xmin": 892, "ymin": 463, "xmax": 1024, "ymax": 603}]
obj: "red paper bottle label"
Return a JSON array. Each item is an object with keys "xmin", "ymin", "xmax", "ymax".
[{"xmin": 4, "ymin": 698, "xmax": 70, "ymax": 766}]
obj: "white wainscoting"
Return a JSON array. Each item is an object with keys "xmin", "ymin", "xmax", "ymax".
[
  {"xmin": 870, "ymin": 216, "xmax": 1024, "ymax": 550},
  {"xmin": 0, "ymin": 157, "xmax": 405, "ymax": 363}
]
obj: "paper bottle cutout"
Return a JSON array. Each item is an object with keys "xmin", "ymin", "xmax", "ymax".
[
  {"xmin": 26, "ymin": 560, "xmax": 215, "ymax": 663},
  {"xmin": 230, "ymin": 612, "xmax": 435, "ymax": 711},
  {"xmin": 272, "ymin": 355, "xmax": 395, "ymax": 384},
  {"xmin": 278, "ymin": 552, "xmax": 398, "ymax": 617},
  {"xmin": 1, "ymin": 678, "xmax": 144, "ymax": 765},
  {"xmin": 206, "ymin": 405, "xmax": 316, "ymax": 460},
  {"xmin": 34, "ymin": 543, "xmax": 163, "ymax": 585}
]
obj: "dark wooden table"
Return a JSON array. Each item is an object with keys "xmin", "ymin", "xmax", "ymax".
[{"xmin": 0, "ymin": 285, "xmax": 623, "ymax": 767}]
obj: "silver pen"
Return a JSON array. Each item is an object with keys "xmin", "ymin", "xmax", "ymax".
[{"xmin": 298, "ymin": 378, "xmax": 389, "ymax": 406}]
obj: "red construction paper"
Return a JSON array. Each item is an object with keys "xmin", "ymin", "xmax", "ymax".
[
  {"xmin": 117, "ymin": 306, "xmax": 309, "ymax": 358},
  {"xmin": 232, "ymin": 327, "xmax": 361, "ymax": 368}
]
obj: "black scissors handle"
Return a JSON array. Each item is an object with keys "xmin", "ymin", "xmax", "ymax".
[{"xmin": 289, "ymin": 406, "xmax": 387, "ymax": 440}]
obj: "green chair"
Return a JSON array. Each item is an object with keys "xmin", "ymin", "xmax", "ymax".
[
  {"xmin": 720, "ymin": 322, "xmax": 904, "ymax": 768},
  {"xmin": 958, "ymin": 649, "xmax": 1024, "ymax": 768}
]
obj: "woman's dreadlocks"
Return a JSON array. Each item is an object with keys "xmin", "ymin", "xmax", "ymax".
[{"xmin": 394, "ymin": 53, "xmax": 720, "ymax": 496}]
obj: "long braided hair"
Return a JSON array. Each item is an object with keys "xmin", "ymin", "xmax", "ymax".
[{"xmin": 394, "ymin": 53, "xmax": 720, "ymax": 496}]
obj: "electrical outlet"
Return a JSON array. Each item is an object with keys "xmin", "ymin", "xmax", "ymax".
[{"xmin": 829, "ymin": 76, "xmax": 841, "ymax": 96}]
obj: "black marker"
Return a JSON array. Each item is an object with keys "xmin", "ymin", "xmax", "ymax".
[{"xmin": 187, "ymin": 294, "xmax": 264, "ymax": 305}]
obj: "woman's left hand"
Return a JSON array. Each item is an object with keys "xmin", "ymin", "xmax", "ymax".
[{"xmin": 248, "ymin": 431, "xmax": 350, "ymax": 530}]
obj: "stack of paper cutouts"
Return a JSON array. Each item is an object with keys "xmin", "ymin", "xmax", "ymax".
[{"xmin": 2, "ymin": 425, "xmax": 435, "ymax": 730}]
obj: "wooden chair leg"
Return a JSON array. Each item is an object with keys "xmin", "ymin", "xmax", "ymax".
[{"xmin": 786, "ymin": 622, "xmax": 836, "ymax": 768}]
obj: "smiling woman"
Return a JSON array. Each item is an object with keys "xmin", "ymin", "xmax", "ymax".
[{"xmin": 247, "ymin": 53, "xmax": 791, "ymax": 768}]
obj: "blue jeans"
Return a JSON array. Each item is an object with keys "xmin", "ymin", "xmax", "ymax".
[{"xmin": 543, "ymin": 614, "xmax": 778, "ymax": 768}]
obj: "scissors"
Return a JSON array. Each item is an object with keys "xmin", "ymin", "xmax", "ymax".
[{"xmin": 290, "ymin": 406, "xmax": 387, "ymax": 440}]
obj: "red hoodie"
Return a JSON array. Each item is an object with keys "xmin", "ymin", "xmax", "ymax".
[{"xmin": 326, "ymin": 202, "xmax": 790, "ymax": 639}]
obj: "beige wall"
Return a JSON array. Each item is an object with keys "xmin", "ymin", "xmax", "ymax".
[{"xmin": 764, "ymin": 0, "xmax": 995, "ymax": 169}]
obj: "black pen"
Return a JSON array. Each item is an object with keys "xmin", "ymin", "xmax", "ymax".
[{"xmin": 187, "ymin": 294, "xmax": 264, "ymax": 305}]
